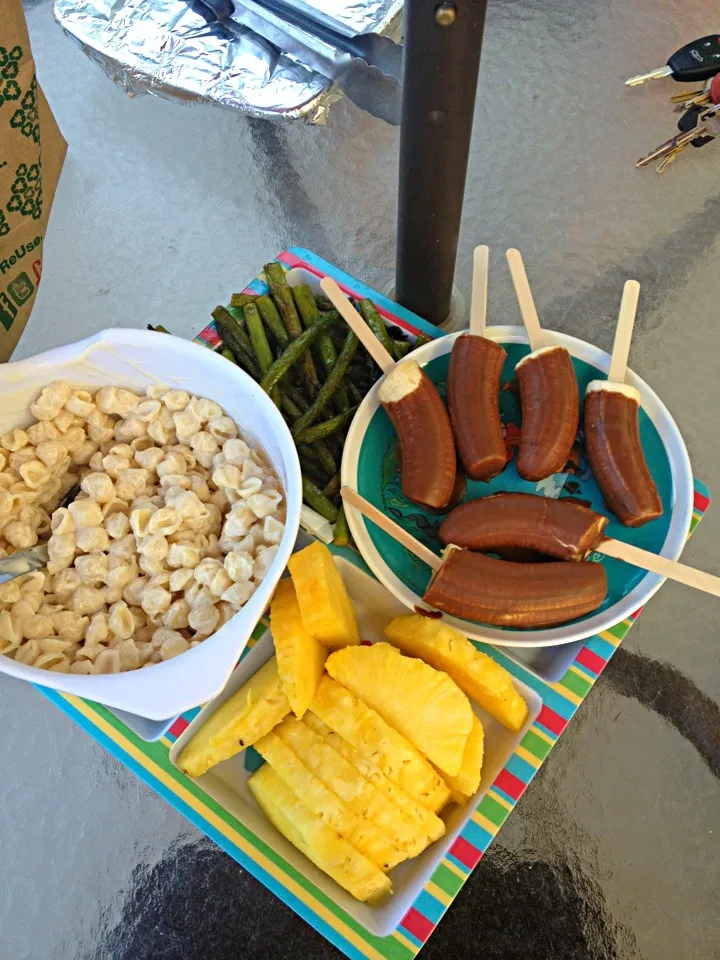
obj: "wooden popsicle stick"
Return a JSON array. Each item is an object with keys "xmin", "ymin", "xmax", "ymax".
[
  {"xmin": 505, "ymin": 249, "xmax": 544, "ymax": 352},
  {"xmin": 469, "ymin": 245, "xmax": 489, "ymax": 337},
  {"xmin": 341, "ymin": 487, "xmax": 442, "ymax": 571},
  {"xmin": 597, "ymin": 538, "xmax": 720, "ymax": 598},
  {"xmin": 607, "ymin": 280, "xmax": 641, "ymax": 384},
  {"xmin": 320, "ymin": 278, "xmax": 395, "ymax": 375}
]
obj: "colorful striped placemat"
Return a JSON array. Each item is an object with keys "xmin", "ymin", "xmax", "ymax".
[{"xmin": 37, "ymin": 249, "xmax": 711, "ymax": 959}]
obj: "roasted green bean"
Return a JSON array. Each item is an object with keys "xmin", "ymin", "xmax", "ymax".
[
  {"xmin": 279, "ymin": 393, "xmax": 336, "ymax": 475},
  {"xmin": 291, "ymin": 329, "xmax": 359, "ymax": 438},
  {"xmin": 358, "ymin": 299, "xmax": 398, "ymax": 360},
  {"xmin": 302, "ymin": 477, "xmax": 339, "ymax": 522},
  {"xmin": 332, "ymin": 506, "xmax": 351, "ymax": 547},
  {"xmin": 294, "ymin": 405, "xmax": 358, "ymax": 443},
  {"xmin": 293, "ymin": 285, "xmax": 350, "ymax": 413},
  {"xmin": 264, "ymin": 262, "xmax": 320, "ymax": 394},
  {"xmin": 299, "ymin": 458, "xmax": 330, "ymax": 488},
  {"xmin": 244, "ymin": 303, "xmax": 279, "ymax": 406},
  {"xmin": 213, "ymin": 304, "xmax": 253, "ymax": 354},
  {"xmin": 256, "ymin": 294, "xmax": 289, "ymax": 350},
  {"xmin": 260, "ymin": 311, "xmax": 336, "ymax": 395},
  {"xmin": 213, "ymin": 306, "xmax": 261, "ymax": 379},
  {"xmin": 230, "ymin": 293, "xmax": 259, "ymax": 308},
  {"xmin": 315, "ymin": 293, "xmax": 335, "ymax": 311},
  {"xmin": 298, "ymin": 441, "xmax": 336, "ymax": 477}
]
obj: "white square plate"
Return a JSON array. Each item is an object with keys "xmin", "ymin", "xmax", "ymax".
[{"xmin": 169, "ymin": 556, "xmax": 541, "ymax": 937}]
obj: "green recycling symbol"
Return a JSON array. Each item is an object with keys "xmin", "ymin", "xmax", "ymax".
[
  {"xmin": 10, "ymin": 76, "xmax": 39, "ymax": 143},
  {"xmin": 7, "ymin": 160, "xmax": 43, "ymax": 221},
  {"xmin": 0, "ymin": 46, "xmax": 23, "ymax": 109},
  {"xmin": 0, "ymin": 45, "xmax": 40, "ymax": 143}
]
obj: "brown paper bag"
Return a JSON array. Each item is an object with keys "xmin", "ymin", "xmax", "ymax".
[{"xmin": 0, "ymin": 1, "xmax": 67, "ymax": 361}]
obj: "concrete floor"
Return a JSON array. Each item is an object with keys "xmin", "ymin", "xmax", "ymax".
[{"xmin": 2, "ymin": 0, "xmax": 719, "ymax": 957}]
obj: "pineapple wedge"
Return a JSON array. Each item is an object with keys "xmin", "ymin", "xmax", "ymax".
[
  {"xmin": 310, "ymin": 675, "xmax": 450, "ymax": 812},
  {"xmin": 439, "ymin": 715, "xmax": 484, "ymax": 804},
  {"xmin": 178, "ymin": 657, "xmax": 290, "ymax": 777},
  {"xmin": 288, "ymin": 542, "xmax": 359, "ymax": 648},
  {"xmin": 303, "ymin": 712, "xmax": 446, "ymax": 850},
  {"xmin": 255, "ymin": 731, "xmax": 404, "ymax": 871},
  {"xmin": 326, "ymin": 643, "xmax": 473, "ymax": 778},
  {"xmin": 270, "ymin": 578, "xmax": 326, "ymax": 719},
  {"xmin": 275, "ymin": 717, "xmax": 439, "ymax": 858},
  {"xmin": 249, "ymin": 765, "xmax": 391, "ymax": 903},
  {"xmin": 384, "ymin": 615, "xmax": 529, "ymax": 732}
]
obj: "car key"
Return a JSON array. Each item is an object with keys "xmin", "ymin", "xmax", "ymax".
[
  {"xmin": 636, "ymin": 101, "xmax": 720, "ymax": 167},
  {"xmin": 627, "ymin": 35, "xmax": 720, "ymax": 86},
  {"xmin": 671, "ymin": 72, "xmax": 720, "ymax": 111},
  {"xmin": 656, "ymin": 103, "xmax": 717, "ymax": 172},
  {"xmin": 678, "ymin": 103, "xmax": 716, "ymax": 147},
  {"xmin": 651, "ymin": 75, "xmax": 720, "ymax": 171},
  {"xmin": 654, "ymin": 107, "xmax": 702, "ymax": 172},
  {"xmin": 670, "ymin": 83, "xmax": 708, "ymax": 104},
  {"xmin": 655, "ymin": 149, "xmax": 683, "ymax": 174},
  {"xmin": 671, "ymin": 80, "xmax": 712, "ymax": 111},
  {"xmin": 671, "ymin": 73, "xmax": 720, "ymax": 125}
]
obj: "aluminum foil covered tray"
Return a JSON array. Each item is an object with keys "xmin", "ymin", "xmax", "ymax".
[{"xmin": 54, "ymin": 0, "xmax": 401, "ymax": 123}]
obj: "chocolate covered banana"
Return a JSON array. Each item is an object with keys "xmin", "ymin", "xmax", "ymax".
[
  {"xmin": 423, "ymin": 546, "xmax": 607, "ymax": 628},
  {"xmin": 448, "ymin": 335, "xmax": 507, "ymax": 481},
  {"xmin": 584, "ymin": 381, "xmax": 662, "ymax": 527},
  {"xmin": 378, "ymin": 360, "xmax": 456, "ymax": 511},
  {"xmin": 515, "ymin": 346, "xmax": 579, "ymax": 481},
  {"xmin": 439, "ymin": 492, "xmax": 608, "ymax": 561}
]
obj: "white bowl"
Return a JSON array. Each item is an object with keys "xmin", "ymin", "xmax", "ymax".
[
  {"xmin": 0, "ymin": 329, "xmax": 302, "ymax": 718},
  {"xmin": 342, "ymin": 326, "xmax": 694, "ymax": 648}
]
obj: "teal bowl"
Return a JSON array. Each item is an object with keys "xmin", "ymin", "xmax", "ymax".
[{"xmin": 341, "ymin": 326, "xmax": 693, "ymax": 648}]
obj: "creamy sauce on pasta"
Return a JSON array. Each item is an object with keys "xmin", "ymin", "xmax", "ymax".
[{"xmin": 0, "ymin": 378, "xmax": 286, "ymax": 675}]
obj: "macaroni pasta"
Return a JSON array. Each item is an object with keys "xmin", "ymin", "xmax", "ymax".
[{"xmin": 0, "ymin": 383, "xmax": 285, "ymax": 674}]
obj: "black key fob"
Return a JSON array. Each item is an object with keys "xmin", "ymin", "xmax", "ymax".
[
  {"xmin": 678, "ymin": 104, "xmax": 715, "ymax": 147},
  {"xmin": 668, "ymin": 35, "xmax": 720, "ymax": 84}
]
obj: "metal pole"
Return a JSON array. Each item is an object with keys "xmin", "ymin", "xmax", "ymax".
[{"xmin": 395, "ymin": 0, "xmax": 488, "ymax": 325}]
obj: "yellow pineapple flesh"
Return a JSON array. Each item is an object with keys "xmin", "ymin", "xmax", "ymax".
[
  {"xmin": 310, "ymin": 675, "xmax": 450, "ymax": 812},
  {"xmin": 438, "ymin": 715, "xmax": 484, "ymax": 803},
  {"xmin": 275, "ymin": 716, "xmax": 436, "ymax": 858},
  {"xmin": 288, "ymin": 542, "xmax": 359, "ymax": 648},
  {"xmin": 325, "ymin": 642, "xmax": 473, "ymax": 778},
  {"xmin": 254, "ymin": 731, "xmax": 404, "ymax": 870},
  {"xmin": 303, "ymin": 712, "xmax": 446, "ymax": 849},
  {"xmin": 249, "ymin": 764, "xmax": 391, "ymax": 903},
  {"xmin": 384, "ymin": 614, "xmax": 529, "ymax": 731},
  {"xmin": 178, "ymin": 657, "xmax": 289, "ymax": 777},
  {"xmin": 270, "ymin": 578, "xmax": 327, "ymax": 719}
]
